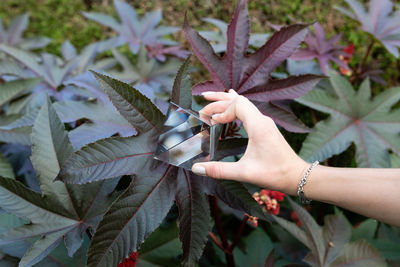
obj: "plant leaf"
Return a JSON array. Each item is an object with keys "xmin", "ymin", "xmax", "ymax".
[
  {"xmin": 175, "ymin": 170, "xmax": 210, "ymax": 266},
  {"xmin": 57, "ymin": 134, "xmax": 155, "ymax": 184},
  {"xmin": 184, "ymin": 0, "xmax": 320, "ymax": 132},
  {"xmin": 171, "ymin": 55, "xmax": 192, "ymax": 109},
  {"xmin": 298, "ymin": 72, "xmax": 400, "ymax": 167},
  {"xmin": 287, "ymin": 198, "xmax": 325, "ymax": 266},
  {"xmin": 331, "ymin": 240, "xmax": 386, "ymax": 267},
  {"xmin": 0, "ymin": 78, "xmax": 41, "ymax": 107},
  {"xmin": 291, "ymin": 23, "xmax": 347, "ymax": 74},
  {"xmin": 87, "ymin": 166, "xmax": 177, "ymax": 267},
  {"xmin": 322, "ymin": 214, "xmax": 352, "ymax": 266},
  {"xmin": 30, "ymin": 96, "xmax": 77, "ymax": 215},
  {"xmin": 0, "ymin": 153, "xmax": 14, "ymax": 179},
  {"xmin": 336, "ymin": 0, "xmax": 400, "ymax": 57},
  {"xmin": 200, "ymin": 177, "xmax": 269, "ymax": 220},
  {"xmin": 91, "ymin": 71, "xmax": 165, "ymax": 134}
]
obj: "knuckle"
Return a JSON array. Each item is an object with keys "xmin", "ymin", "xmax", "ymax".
[{"xmin": 209, "ymin": 164, "xmax": 223, "ymax": 179}]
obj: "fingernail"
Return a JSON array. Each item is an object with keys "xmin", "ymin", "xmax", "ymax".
[
  {"xmin": 201, "ymin": 91, "xmax": 216, "ymax": 96},
  {"xmin": 192, "ymin": 165, "xmax": 206, "ymax": 176},
  {"xmin": 211, "ymin": 114, "xmax": 221, "ymax": 120}
]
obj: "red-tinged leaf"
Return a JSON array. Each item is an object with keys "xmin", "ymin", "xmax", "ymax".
[
  {"xmin": 87, "ymin": 166, "xmax": 177, "ymax": 267},
  {"xmin": 331, "ymin": 240, "xmax": 386, "ymax": 267},
  {"xmin": 322, "ymin": 214, "xmax": 352, "ymax": 266},
  {"xmin": 192, "ymin": 80, "xmax": 224, "ymax": 95},
  {"xmin": 238, "ymin": 24, "xmax": 309, "ymax": 93},
  {"xmin": 290, "ymin": 23, "xmax": 347, "ymax": 75},
  {"xmin": 254, "ymin": 101, "xmax": 310, "ymax": 133},
  {"xmin": 91, "ymin": 71, "xmax": 165, "ymax": 134},
  {"xmin": 175, "ymin": 170, "xmax": 210, "ymax": 266},
  {"xmin": 183, "ymin": 14, "xmax": 229, "ymax": 89},
  {"xmin": 264, "ymin": 249, "xmax": 275, "ymax": 267},
  {"xmin": 243, "ymin": 75, "xmax": 324, "ymax": 102},
  {"xmin": 225, "ymin": 0, "xmax": 249, "ymax": 89},
  {"xmin": 57, "ymin": 135, "xmax": 156, "ymax": 184},
  {"xmin": 199, "ymin": 176, "xmax": 270, "ymax": 220},
  {"xmin": 184, "ymin": 1, "xmax": 319, "ymax": 132},
  {"xmin": 171, "ymin": 56, "xmax": 192, "ymax": 109}
]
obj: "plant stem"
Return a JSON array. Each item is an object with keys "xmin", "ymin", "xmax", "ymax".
[
  {"xmin": 358, "ymin": 38, "xmax": 375, "ymax": 75},
  {"xmin": 209, "ymin": 195, "xmax": 235, "ymax": 267},
  {"xmin": 229, "ymin": 215, "xmax": 248, "ymax": 251}
]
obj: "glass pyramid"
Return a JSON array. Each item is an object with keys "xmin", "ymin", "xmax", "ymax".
[{"xmin": 154, "ymin": 102, "xmax": 217, "ymax": 170}]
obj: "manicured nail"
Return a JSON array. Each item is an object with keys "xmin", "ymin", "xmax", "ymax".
[
  {"xmin": 201, "ymin": 91, "xmax": 216, "ymax": 96},
  {"xmin": 192, "ymin": 165, "xmax": 206, "ymax": 176}
]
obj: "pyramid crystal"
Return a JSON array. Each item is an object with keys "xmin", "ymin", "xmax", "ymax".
[{"xmin": 154, "ymin": 102, "xmax": 216, "ymax": 170}]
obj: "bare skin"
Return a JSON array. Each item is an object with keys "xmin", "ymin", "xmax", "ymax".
[{"xmin": 192, "ymin": 89, "xmax": 400, "ymax": 227}]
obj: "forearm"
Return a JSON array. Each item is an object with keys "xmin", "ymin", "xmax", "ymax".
[{"xmin": 294, "ymin": 165, "xmax": 400, "ymax": 226}]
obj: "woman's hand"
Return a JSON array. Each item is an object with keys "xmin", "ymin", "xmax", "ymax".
[{"xmin": 192, "ymin": 89, "xmax": 308, "ymax": 195}]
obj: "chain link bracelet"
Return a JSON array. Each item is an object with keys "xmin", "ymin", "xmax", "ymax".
[{"xmin": 297, "ymin": 161, "xmax": 319, "ymax": 204}]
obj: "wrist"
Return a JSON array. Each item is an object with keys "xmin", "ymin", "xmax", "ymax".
[{"xmin": 281, "ymin": 157, "xmax": 309, "ymax": 196}]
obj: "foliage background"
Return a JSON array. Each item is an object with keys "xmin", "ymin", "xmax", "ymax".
[{"xmin": 0, "ymin": 0, "xmax": 399, "ymax": 266}]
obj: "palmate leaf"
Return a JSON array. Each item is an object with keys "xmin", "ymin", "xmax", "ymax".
[
  {"xmin": 291, "ymin": 23, "xmax": 349, "ymax": 75},
  {"xmin": 0, "ymin": 13, "xmax": 50, "ymax": 50},
  {"xmin": 199, "ymin": 17, "xmax": 270, "ymax": 53},
  {"xmin": 175, "ymin": 170, "xmax": 210, "ymax": 266},
  {"xmin": 87, "ymin": 166, "xmax": 177, "ymax": 267},
  {"xmin": 0, "ymin": 152, "xmax": 14, "ymax": 179},
  {"xmin": 0, "ymin": 115, "xmax": 31, "ymax": 146},
  {"xmin": 59, "ymin": 67, "xmax": 266, "ymax": 266},
  {"xmin": 82, "ymin": 0, "xmax": 184, "ymax": 56},
  {"xmin": 107, "ymin": 47, "xmax": 181, "ymax": 104},
  {"xmin": 0, "ymin": 97, "xmax": 119, "ymax": 266},
  {"xmin": 184, "ymin": 0, "xmax": 323, "ymax": 132},
  {"xmin": 274, "ymin": 198, "xmax": 385, "ymax": 267},
  {"xmin": 0, "ymin": 78, "xmax": 41, "ymax": 107},
  {"xmin": 297, "ymin": 71, "xmax": 400, "ymax": 167},
  {"xmin": 171, "ymin": 56, "xmax": 192, "ymax": 110},
  {"xmin": 336, "ymin": 0, "xmax": 400, "ymax": 57},
  {"xmin": 91, "ymin": 71, "xmax": 165, "ymax": 134},
  {"xmin": 331, "ymin": 240, "xmax": 386, "ymax": 267}
]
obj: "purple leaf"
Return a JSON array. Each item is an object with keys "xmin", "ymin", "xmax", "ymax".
[
  {"xmin": 83, "ymin": 0, "xmax": 180, "ymax": 56},
  {"xmin": 184, "ymin": 0, "xmax": 320, "ymax": 132},
  {"xmin": 239, "ymin": 24, "xmax": 309, "ymax": 93},
  {"xmin": 183, "ymin": 14, "xmax": 229, "ymax": 89},
  {"xmin": 290, "ymin": 23, "xmax": 348, "ymax": 75},
  {"xmin": 192, "ymin": 80, "xmax": 225, "ymax": 95},
  {"xmin": 243, "ymin": 74, "xmax": 325, "ymax": 102},
  {"xmin": 254, "ymin": 101, "xmax": 310, "ymax": 133}
]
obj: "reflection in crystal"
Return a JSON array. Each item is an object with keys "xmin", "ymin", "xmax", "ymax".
[{"xmin": 154, "ymin": 102, "xmax": 215, "ymax": 170}]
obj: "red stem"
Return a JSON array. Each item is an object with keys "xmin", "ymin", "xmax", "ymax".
[{"xmin": 229, "ymin": 215, "xmax": 248, "ymax": 251}]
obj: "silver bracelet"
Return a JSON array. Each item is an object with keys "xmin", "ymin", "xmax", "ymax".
[{"xmin": 297, "ymin": 161, "xmax": 319, "ymax": 204}]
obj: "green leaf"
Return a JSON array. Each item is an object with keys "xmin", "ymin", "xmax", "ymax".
[
  {"xmin": 0, "ymin": 78, "xmax": 40, "ymax": 107},
  {"xmin": 171, "ymin": 55, "xmax": 192, "ymax": 110},
  {"xmin": 19, "ymin": 228, "xmax": 70, "ymax": 267},
  {"xmin": 298, "ymin": 73, "xmax": 400, "ymax": 167},
  {"xmin": 322, "ymin": 214, "xmax": 352, "ymax": 266},
  {"xmin": 175, "ymin": 170, "xmax": 210, "ymax": 266},
  {"xmin": 331, "ymin": 240, "xmax": 386, "ymax": 267},
  {"xmin": 87, "ymin": 166, "xmax": 177, "ymax": 267},
  {"xmin": 0, "ymin": 120, "xmax": 31, "ymax": 146},
  {"xmin": 58, "ymin": 134, "xmax": 155, "ymax": 184},
  {"xmin": 233, "ymin": 228, "xmax": 274, "ymax": 267},
  {"xmin": 138, "ymin": 223, "xmax": 181, "ymax": 267},
  {"xmin": 390, "ymin": 154, "xmax": 400, "ymax": 168},
  {"xmin": 0, "ymin": 153, "xmax": 14, "ymax": 179},
  {"xmin": 30, "ymin": 96, "xmax": 76, "ymax": 215},
  {"xmin": 200, "ymin": 176, "xmax": 269, "ymax": 220},
  {"xmin": 287, "ymin": 198, "xmax": 325, "ymax": 266},
  {"xmin": 351, "ymin": 219, "xmax": 378, "ymax": 241},
  {"xmin": 91, "ymin": 71, "xmax": 165, "ymax": 133}
]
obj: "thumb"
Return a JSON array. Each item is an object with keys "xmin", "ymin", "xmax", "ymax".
[{"xmin": 192, "ymin": 161, "xmax": 243, "ymax": 180}]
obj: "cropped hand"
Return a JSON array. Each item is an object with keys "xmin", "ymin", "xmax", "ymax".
[{"xmin": 192, "ymin": 89, "xmax": 308, "ymax": 195}]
